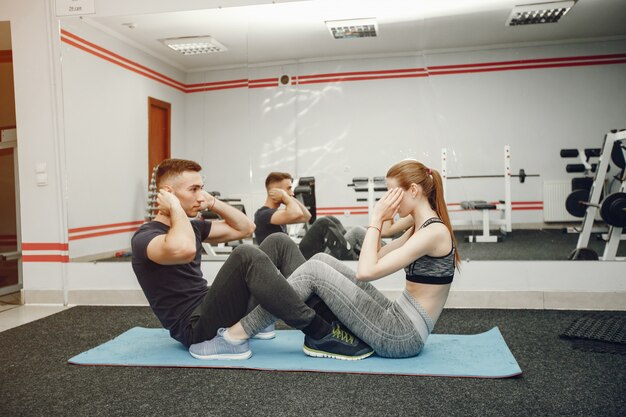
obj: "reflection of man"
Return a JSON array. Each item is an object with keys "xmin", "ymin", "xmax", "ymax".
[{"xmin": 254, "ymin": 172, "xmax": 366, "ymax": 259}]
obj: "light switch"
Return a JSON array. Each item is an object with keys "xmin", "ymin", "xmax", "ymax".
[
  {"xmin": 35, "ymin": 163, "xmax": 47, "ymax": 174},
  {"xmin": 36, "ymin": 173, "xmax": 48, "ymax": 186}
]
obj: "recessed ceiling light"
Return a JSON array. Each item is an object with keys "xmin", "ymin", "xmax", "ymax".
[
  {"xmin": 161, "ymin": 36, "xmax": 228, "ymax": 55},
  {"xmin": 325, "ymin": 18, "xmax": 378, "ymax": 40},
  {"xmin": 506, "ymin": 1, "xmax": 575, "ymax": 26}
]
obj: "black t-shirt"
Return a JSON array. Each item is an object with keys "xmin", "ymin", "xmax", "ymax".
[
  {"xmin": 131, "ymin": 219, "xmax": 211, "ymax": 346},
  {"xmin": 254, "ymin": 206, "xmax": 287, "ymax": 244}
]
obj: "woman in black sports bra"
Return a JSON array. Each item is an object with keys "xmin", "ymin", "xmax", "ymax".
[{"xmin": 235, "ymin": 159, "xmax": 460, "ymax": 359}]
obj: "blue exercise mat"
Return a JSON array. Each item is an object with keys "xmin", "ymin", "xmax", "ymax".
[{"xmin": 68, "ymin": 327, "xmax": 522, "ymax": 378}]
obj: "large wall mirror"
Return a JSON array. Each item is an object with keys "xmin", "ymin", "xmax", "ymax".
[{"xmin": 57, "ymin": 0, "xmax": 626, "ymax": 262}]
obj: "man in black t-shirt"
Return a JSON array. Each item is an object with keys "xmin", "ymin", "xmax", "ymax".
[
  {"xmin": 254, "ymin": 172, "xmax": 365, "ymax": 260},
  {"xmin": 132, "ymin": 159, "xmax": 371, "ymax": 360}
]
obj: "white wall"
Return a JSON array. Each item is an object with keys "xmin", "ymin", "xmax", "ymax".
[
  {"xmin": 189, "ymin": 40, "xmax": 626, "ymax": 228},
  {"xmin": 59, "ymin": 19, "xmax": 187, "ymax": 259}
]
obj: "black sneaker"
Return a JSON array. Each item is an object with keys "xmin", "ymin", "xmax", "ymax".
[
  {"xmin": 305, "ymin": 294, "xmax": 339, "ymax": 324},
  {"xmin": 303, "ymin": 322, "xmax": 374, "ymax": 360}
]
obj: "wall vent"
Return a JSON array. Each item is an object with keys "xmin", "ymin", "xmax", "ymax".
[
  {"xmin": 325, "ymin": 18, "xmax": 377, "ymax": 40},
  {"xmin": 506, "ymin": 1, "xmax": 575, "ymax": 26}
]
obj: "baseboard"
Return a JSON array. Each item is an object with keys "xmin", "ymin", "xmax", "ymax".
[{"xmin": 22, "ymin": 289, "xmax": 626, "ymax": 310}]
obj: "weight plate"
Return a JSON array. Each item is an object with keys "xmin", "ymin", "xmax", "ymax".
[
  {"xmin": 600, "ymin": 192, "xmax": 626, "ymax": 227},
  {"xmin": 565, "ymin": 189, "xmax": 590, "ymax": 218},
  {"xmin": 612, "ymin": 141, "xmax": 626, "ymax": 169}
]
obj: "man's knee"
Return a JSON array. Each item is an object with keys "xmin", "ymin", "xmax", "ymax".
[
  {"xmin": 262, "ymin": 232, "xmax": 293, "ymax": 248},
  {"xmin": 230, "ymin": 244, "xmax": 265, "ymax": 263}
]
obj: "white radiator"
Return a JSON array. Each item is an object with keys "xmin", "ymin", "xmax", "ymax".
[{"xmin": 543, "ymin": 180, "xmax": 579, "ymax": 222}]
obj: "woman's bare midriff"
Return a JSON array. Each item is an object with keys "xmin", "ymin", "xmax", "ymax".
[{"xmin": 405, "ymin": 281, "xmax": 451, "ymax": 324}]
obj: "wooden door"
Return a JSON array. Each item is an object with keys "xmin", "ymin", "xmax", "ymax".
[
  {"xmin": 148, "ymin": 97, "xmax": 171, "ymax": 181},
  {"xmin": 0, "ymin": 146, "xmax": 19, "ymax": 293}
]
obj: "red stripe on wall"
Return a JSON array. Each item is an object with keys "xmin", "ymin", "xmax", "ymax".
[
  {"xmin": 22, "ymin": 255, "xmax": 69, "ymax": 263},
  {"xmin": 428, "ymin": 53, "xmax": 626, "ymax": 70},
  {"xmin": 68, "ymin": 220, "xmax": 144, "ymax": 234},
  {"xmin": 250, "ymin": 77, "xmax": 279, "ymax": 83},
  {"xmin": 186, "ymin": 79, "xmax": 248, "ymax": 88},
  {"xmin": 22, "ymin": 242, "xmax": 69, "ymax": 251},
  {"xmin": 59, "ymin": 28, "xmax": 626, "ymax": 94},
  {"xmin": 68, "ymin": 227, "xmax": 140, "ymax": 241},
  {"xmin": 431, "ymin": 59, "xmax": 626, "ymax": 76},
  {"xmin": 60, "ymin": 36, "xmax": 187, "ymax": 93},
  {"xmin": 298, "ymin": 68, "xmax": 427, "ymax": 80},
  {"xmin": 298, "ymin": 72, "xmax": 429, "ymax": 85},
  {"xmin": 186, "ymin": 83, "xmax": 248, "ymax": 93},
  {"xmin": 61, "ymin": 29, "xmax": 185, "ymax": 88}
]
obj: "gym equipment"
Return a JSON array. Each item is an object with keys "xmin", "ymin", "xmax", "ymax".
[
  {"xmin": 68, "ymin": 327, "xmax": 522, "ymax": 378},
  {"xmin": 348, "ymin": 177, "xmax": 387, "ymax": 222},
  {"xmin": 565, "ymin": 189, "xmax": 591, "ymax": 218},
  {"xmin": 460, "ymin": 201, "xmax": 499, "ymax": 243},
  {"xmin": 566, "ymin": 190, "xmax": 626, "ymax": 227},
  {"xmin": 567, "ymin": 129, "xmax": 626, "ymax": 261},
  {"xmin": 446, "ymin": 168, "xmax": 538, "ymax": 184},
  {"xmin": 442, "ymin": 146, "xmax": 516, "ymax": 238},
  {"xmin": 612, "ymin": 141, "xmax": 626, "ymax": 169},
  {"xmin": 600, "ymin": 192, "xmax": 626, "ymax": 228}
]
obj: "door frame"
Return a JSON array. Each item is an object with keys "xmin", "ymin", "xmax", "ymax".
[
  {"xmin": 0, "ymin": 132, "xmax": 22, "ymax": 296},
  {"xmin": 147, "ymin": 97, "xmax": 171, "ymax": 181}
]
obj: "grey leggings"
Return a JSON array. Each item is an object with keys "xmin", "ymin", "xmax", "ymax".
[{"xmin": 241, "ymin": 253, "xmax": 434, "ymax": 358}]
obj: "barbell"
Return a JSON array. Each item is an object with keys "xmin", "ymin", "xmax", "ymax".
[
  {"xmin": 565, "ymin": 190, "xmax": 626, "ymax": 227},
  {"xmin": 446, "ymin": 168, "xmax": 539, "ymax": 184}
]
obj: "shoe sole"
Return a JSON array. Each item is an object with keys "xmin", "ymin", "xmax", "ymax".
[
  {"xmin": 189, "ymin": 350, "xmax": 252, "ymax": 360},
  {"xmin": 302, "ymin": 345, "xmax": 374, "ymax": 361},
  {"xmin": 252, "ymin": 331, "xmax": 276, "ymax": 340}
]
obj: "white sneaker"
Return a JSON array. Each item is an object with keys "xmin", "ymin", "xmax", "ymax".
[{"xmin": 189, "ymin": 328, "xmax": 252, "ymax": 360}]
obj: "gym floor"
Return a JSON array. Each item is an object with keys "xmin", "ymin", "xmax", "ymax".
[{"xmin": 1, "ymin": 306, "xmax": 624, "ymax": 416}]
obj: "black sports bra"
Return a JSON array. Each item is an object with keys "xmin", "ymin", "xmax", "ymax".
[{"xmin": 404, "ymin": 218, "xmax": 455, "ymax": 285}]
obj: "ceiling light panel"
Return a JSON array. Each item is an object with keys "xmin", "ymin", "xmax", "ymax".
[
  {"xmin": 506, "ymin": 1, "xmax": 575, "ymax": 26},
  {"xmin": 325, "ymin": 18, "xmax": 378, "ymax": 40},
  {"xmin": 161, "ymin": 36, "xmax": 227, "ymax": 55}
]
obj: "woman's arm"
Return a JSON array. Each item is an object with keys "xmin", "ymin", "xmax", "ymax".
[
  {"xmin": 381, "ymin": 215, "xmax": 413, "ymax": 238},
  {"xmin": 357, "ymin": 226, "xmax": 439, "ymax": 281}
]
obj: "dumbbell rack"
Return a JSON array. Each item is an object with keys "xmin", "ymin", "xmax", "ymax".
[
  {"xmin": 575, "ymin": 130, "xmax": 626, "ymax": 260},
  {"xmin": 145, "ymin": 166, "xmax": 158, "ymax": 221}
]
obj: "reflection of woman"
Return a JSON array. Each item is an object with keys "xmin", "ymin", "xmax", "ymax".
[{"xmin": 232, "ymin": 159, "xmax": 460, "ymax": 359}]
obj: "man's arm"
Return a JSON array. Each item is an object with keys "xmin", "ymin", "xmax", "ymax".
[
  {"xmin": 146, "ymin": 190, "xmax": 197, "ymax": 265},
  {"xmin": 268, "ymin": 189, "xmax": 309, "ymax": 225},
  {"xmin": 205, "ymin": 192, "xmax": 256, "ymax": 243},
  {"xmin": 290, "ymin": 196, "xmax": 312, "ymax": 222}
]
